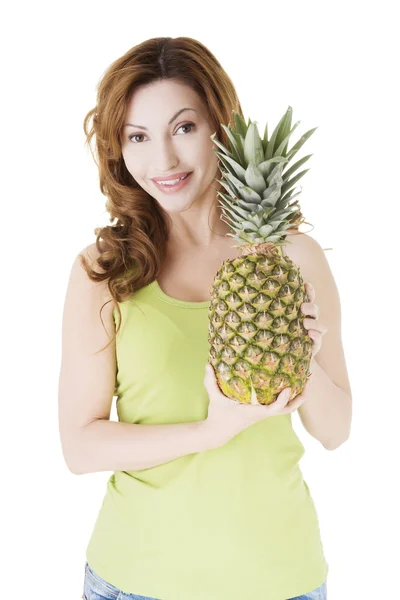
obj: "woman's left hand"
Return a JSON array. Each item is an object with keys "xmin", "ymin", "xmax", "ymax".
[{"xmin": 301, "ymin": 282, "xmax": 328, "ymax": 359}]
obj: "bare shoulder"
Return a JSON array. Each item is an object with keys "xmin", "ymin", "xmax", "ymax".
[
  {"xmin": 282, "ymin": 230, "xmax": 324, "ymax": 264},
  {"xmin": 79, "ymin": 241, "xmax": 107, "ymax": 274},
  {"xmin": 75, "ymin": 242, "xmax": 115, "ymax": 312}
]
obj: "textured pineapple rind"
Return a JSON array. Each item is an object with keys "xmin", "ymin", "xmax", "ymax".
[{"xmin": 207, "ymin": 247, "xmax": 312, "ymax": 405}]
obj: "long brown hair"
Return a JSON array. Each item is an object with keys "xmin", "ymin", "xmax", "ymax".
[{"xmin": 79, "ymin": 36, "xmax": 301, "ymax": 353}]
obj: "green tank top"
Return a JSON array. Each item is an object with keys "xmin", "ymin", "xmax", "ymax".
[{"xmin": 85, "ymin": 279, "xmax": 329, "ymax": 600}]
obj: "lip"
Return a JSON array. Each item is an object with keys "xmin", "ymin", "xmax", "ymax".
[
  {"xmin": 152, "ymin": 171, "xmax": 193, "ymax": 193},
  {"xmin": 151, "ymin": 171, "xmax": 192, "ymax": 182}
]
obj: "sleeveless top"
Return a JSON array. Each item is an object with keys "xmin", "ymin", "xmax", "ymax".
[{"xmin": 85, "ymin": 279, "xmax": 329, "ymax": 600}]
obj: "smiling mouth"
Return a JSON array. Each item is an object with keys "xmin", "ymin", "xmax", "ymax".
[
  {"xmin": 152, "ymin": 171, "xmax": 194, "ymax": 191},
  {"xmin": 155, "ymin": 172, "xmax": 192, "ymax": 185}
]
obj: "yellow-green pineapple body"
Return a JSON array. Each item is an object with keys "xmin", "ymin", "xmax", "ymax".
[{"xmin": 208, "ymin": 243, "xmax": 312, "ymax": 405}]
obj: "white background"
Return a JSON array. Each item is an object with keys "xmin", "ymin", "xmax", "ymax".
[{"xmin": 1, "ymin": 1, "xmax": 399, "ymax": 598}]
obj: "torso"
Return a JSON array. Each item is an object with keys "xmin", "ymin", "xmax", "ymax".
[{"xmin": 156, "ymin": 230, "xmax": 303, "ymax": 303}]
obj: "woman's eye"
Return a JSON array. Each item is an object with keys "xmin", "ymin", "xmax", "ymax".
[
  {"xmin": 129, "ymin": 133, "xmax": 145, "ymax": 143},
  {"xmin": 128, "ymin": 122, "xmax": 195, "ymax": 143}
]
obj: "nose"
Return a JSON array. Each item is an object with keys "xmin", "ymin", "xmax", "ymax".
[{"xmin": 153, "ymin": 139, "xmax": 179, "ymax": 173}]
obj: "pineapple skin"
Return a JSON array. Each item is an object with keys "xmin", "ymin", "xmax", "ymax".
[{"xmin": 208, "ymin": 242, "xmax": 313, "ymax": 405}]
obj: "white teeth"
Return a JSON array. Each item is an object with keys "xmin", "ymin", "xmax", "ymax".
[{"xmin": 158, "ymin": 173, "xmax": 189, "ymax": 185}]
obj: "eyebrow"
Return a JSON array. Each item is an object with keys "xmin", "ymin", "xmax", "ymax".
[{"xmin": 124, "ymin": 107, "xmax": 197, "ymax": 130}]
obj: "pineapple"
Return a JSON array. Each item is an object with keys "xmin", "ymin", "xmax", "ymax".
[{"xmin": 208, "ymin": 106, "xmax": 318, "ymax": 405}]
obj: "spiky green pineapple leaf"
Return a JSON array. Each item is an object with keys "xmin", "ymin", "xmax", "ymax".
[
  {"xmin": 221, "ymin": 124, "xmax": 244, "ymax": 164},
  {"xmin": 215, "ymin": 153, "xmax": 246, "ymax": 180},
  {"xmin": 258, "ymin": 157, "xmax": 288, "ymax": 179},
  {"xmin": 281, "ymin": 169, "xmax": 309, "ymax": 196},
  {"xmin": 261, "ymin": 182, "xmax": 281, "ymax": 206},
  {"xmin": 219, "ymin": 203, "xmax": 265, "ymax": 232},
  {"xmin": 282, "ymin": 154, "xmax": 313, "ymax": 181},
  {"xmin": 274, "ymin": 106, "xmax": 294, "ymax": 157},
  {"xmin": 219, "ymin": 211, "xmax": 237, "ymax": 228},
  {"xmin": 266, "ymin": 162, "xmax": 285, "ymax": 187},
  {"xmin": 213, "ymin": 152, "xmax": 239, "ymax": 179},
  {"xmin": 270, "ymin": 209, "xmax": 294, "ymax": 221},
  {"xmin": 240, "ymin": 221, "xmax": 262, "ymax": 232},
  {"xmin": 219, "ymin": 199, "xmax": 270, "ymax": 231},
  {"xmin": 274, "ymin": 120, "xmax": 301, "ymax": 157},
  {"xmin": 260, "ymin": 199, "xmax": 274, "ymax": 208},
  {"xmin": 236, "ymin": 200, "xmax": 268, "ymax": 212},
  {"xmin": 243, "ymin": 122, "xmax": 264, "ymax": 167},
  {"xmin": 244, "ymin": 161, "xmax": 266, "ymax": 195},
  {"xmin": 234, "ymin": 113, "xmax": 248, "ymax": 138},
  {"xmin": 240, "ymin": 230, "xmax": 258, "ymax": 242},
  {"xmin": 210, "ymin": 134, "xmax": 234, "ymax": 159},
  {"xmin": 244, "ymin": 213, "xmax": 265, "ymax": 227},
  {"xmin": 276, "ymin": 190, "xmax": 302, "ymax": 208},
  {"xmin": 263, "ymin": 121, "xmax": 269, "ymax": 148},
  {"xmin": 267, "ymin": 220, "xmax": 285, "ymax": 232},
  {"xmin": 258, "ymin": 224, "xmax": 274, "ymax": 236},
  {"xmin": 265, "ymin": 107, "xmax": 292, "ymax": 160},
  {"xmin": 218, "ymin": 173, "xmax": 244, "ymax": 198},
  {"xmin": 270, "ymin": 222, "xmax": 294, "ymax": 236},
  {"xmin": 218, "ymin": 193, "xmax": 255, "ymax": 221},
  {"xmin": 230, "ymin": 130, "xmax": 245, "ymax": 164},
  {"xmin": 216, "ymin": 177, "xmax": 239, "ymax": 199},
  {"xmin": 285, "ymin": 127, "xmax": 318, "ymax": 162},
  {"xmin": 223, "ymin": 172, "xmax": 263, "ymax": 202},
  {"xmin": 219, "ymin": 205, "xmax": 242, "ymax": 227}
]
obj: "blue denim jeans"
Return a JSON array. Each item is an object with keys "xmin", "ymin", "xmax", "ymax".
[{"xmin": 82, "ymin": 561, "xmax": 327, "ymax": 599}]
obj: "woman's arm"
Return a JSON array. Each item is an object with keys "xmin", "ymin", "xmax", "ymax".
[{"xmin": 58, "ymin": 244, "xmax": 216, "ymax": 475}]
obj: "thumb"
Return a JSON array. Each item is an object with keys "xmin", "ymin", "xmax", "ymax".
[{"xmin": 204, "ymin": 364, "xmax": 220, "ymax": 391}]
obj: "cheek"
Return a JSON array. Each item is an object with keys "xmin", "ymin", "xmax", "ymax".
[
  {"xmin": 193, "ymin": 143, "xmax": 219, "ymax": 175},
  {"xmin": 122, "ymin": 151, "xmax": 144, "ymax": 178}
]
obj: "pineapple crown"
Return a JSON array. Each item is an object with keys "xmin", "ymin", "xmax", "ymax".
[{"xmin": 211, "ymin": 106, "xmax": 318, "ymax": 248}]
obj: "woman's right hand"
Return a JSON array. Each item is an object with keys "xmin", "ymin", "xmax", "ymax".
[{"xmin": 202, "ymin": 363, "xmax": 310, "ymax": 449}]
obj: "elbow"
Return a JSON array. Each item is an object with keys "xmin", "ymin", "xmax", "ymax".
[
  {"xmin": 61, "ymin": 443, "xmax": 86, "ymax": 475},
  {"xmin": 323, "ymin": 404, "xmax": 352, "ymax": 451},
  {"xmin": 68, "ymin": 462, "xmax": 85, "ymax": 475},
  {"xmin": 60, "ymin": 427, "xmax": 91, "ymax": 475},
  {"xmin": 63, "ymin": 454, "xmax": 84, "ymax": 475},
  {"xmin": 323, "ymin": 433, "xmax": 350, "ymax": 451},
  {"xmin": 67, "ymin": 449, "xmax": 90, "ymax": 475}
]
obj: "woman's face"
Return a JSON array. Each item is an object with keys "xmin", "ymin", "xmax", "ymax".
[{"xmin": 121, "ymin": 79, "xmax": 220, "ymax": 214}]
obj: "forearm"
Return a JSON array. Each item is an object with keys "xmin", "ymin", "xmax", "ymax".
[
  {"xmin": 298, "ymin": 358, "xmax": 352, "ymax": 450},
  {"xmin": 71, "ymin": 419, "xmax": 209, "ymax": 475}
]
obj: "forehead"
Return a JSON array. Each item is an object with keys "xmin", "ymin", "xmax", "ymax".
[{"xmin": 125, "ymin": 79, "xmax": 203, "ymax": 121}]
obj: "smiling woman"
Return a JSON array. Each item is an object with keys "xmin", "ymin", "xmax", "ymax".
[{"xmin": 59, "ymin": 36, "xmax": 328, "ymax": 600}]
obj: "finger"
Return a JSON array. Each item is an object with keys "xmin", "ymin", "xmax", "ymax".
[
  {"xmin": 307, "ymin": 330, "xmax": 322, "ymax": 343},
  {"xmin": 285, "ymin": 379, "xmax": 312, "ymax": 411},
  {"xmin": 204, "ymin": 364, "xmax": 216, "ymax": 382},
  {"xmin": 305, "ymin": 282, "xmax": 315, "ymax": 302},
  {"xmin": 283, "ymin": 393, "xmax": 306, "ymax": 413},
  {"xmin": 264, "ymin": 387, "xmax": 292, "ymax": 409},
  {"xmin": 204, "ymin": 364, "xmax": 223, "ymax": 393},
  {"xmin": 278, "ymin": 387, "xmax": 292, "ymax": 402},
  {"xmin": 251, "ymin": 388, "xmax": 292, "ymax": 417},
  {"xmin": 303, "ymin": 317, "xmax": 328, "ymax": 335},
  {"xmin": 301, "ymin": 302, "xmax": 318, "ymax": 318}
]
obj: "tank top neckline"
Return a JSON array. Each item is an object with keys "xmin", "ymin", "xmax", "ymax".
[{"xmin": 149, "ymin": 279, "xmax": 211, "ymax": 309}]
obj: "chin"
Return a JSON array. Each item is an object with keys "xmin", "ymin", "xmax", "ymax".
[{"xmin": 161, "ymin": 197, "xmax": 196, "ymax": 213}]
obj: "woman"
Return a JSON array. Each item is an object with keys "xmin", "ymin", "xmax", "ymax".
[{"xmin": 59, "ymin": 36, "xmax": 352, "ymax": 600}]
